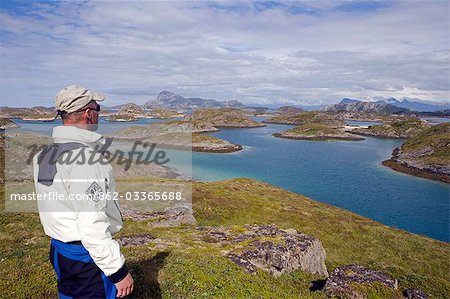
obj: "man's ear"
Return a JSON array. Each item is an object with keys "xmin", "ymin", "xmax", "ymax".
[{"xmin": 83, "ymin": 109, "xmax": 92, "ymax": 121}]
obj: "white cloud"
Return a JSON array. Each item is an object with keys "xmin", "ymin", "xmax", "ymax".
[{"xmin": 0, "ymin": 0, "xmax": 448, "ymax": 107}]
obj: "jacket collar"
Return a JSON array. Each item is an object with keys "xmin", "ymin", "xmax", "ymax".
[{"xmin": 52, "ymin": 125, "xmax": 105, "ymax": 146}]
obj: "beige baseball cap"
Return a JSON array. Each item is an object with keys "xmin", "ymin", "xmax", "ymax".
[{"xmin": 54, "ymin": 85, "xmax": 105, "ymax": 113}]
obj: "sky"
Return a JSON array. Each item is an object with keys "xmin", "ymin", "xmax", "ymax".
[{"xmin": 0, "ymin": 0, "xmax": 449, "ymax": 107}]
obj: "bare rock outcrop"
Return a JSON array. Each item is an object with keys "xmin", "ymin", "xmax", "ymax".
[
  {"xmin": 222, "ymin": 225, "xmax": 328, "ymax": 277},
  {"xmin": 121, "ymin": 202, "xmax": 197, "ymax": 227},
  {"xmin": 403, "ymin": 289, "xmax": 429, "ymax": 299},
  {"xmin": 148, "ymin": 203, "xmax": 197, "ymax": 227},
  {"xmin": 382, "ymin": 123, "xmax": 450, "ymax": 183},
  {"xmin": 324, "ymin": 264, "xmax": 398, "ymax": 299},
  {"xmin": 118, "ymin": 234, "xmax": 156, "ymax": 246}
]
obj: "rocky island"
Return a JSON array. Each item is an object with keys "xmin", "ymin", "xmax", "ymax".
[
  {"xmin": 267, "ymin": 111, "xmax": 363, "ymax": 141},
  {"xmin": 191, "ymin": 133, "xmax": 242, "ymax": 153},
  {"xmin": 184, "ymin": 108, "xmax": 266, "ymax": 128},
  {"xmin": 21, "ymin": 114, "xmax": 55, "ymax": 121},
  {"xmin": 0, "ymin": 106, "xmax": 55, "ymax": 121},
  {"xmin": 107, "ymin": 104, "xmax": 184, "ymax": 121},
  {"xmin": 321, "ymin": 98, "xmax": 412, "ymax": 115},
  {"xmin": 276, "ymin": 105, "xmax": 305, "ymax": 114},
  {"xmin": 106, "ymin": 102, "xmax": 148, "ymax": 121},
  {"xmin": 148, "ymin": 108, "xmax": 184, "ymax": 119},
  {"xmin": 110, "ymin": 120, "xmax": 242, "ymax": 153},
  {"xmin": 263, "ymin": 111, "xmax": 345, "ymax": 126},
  {"xmin": 335, "ymin": 111, "xmax": 407, "ymax": 123},
  {"xmin": 99, "ymin": 108, "xmax": 113, "ymax": 117},
  {"xmin": 0, "ymin": 118, "xmax": 19, "ymax": 130},
  {"xmin": 351, "ymin": 118, "xmax": 430, "ymax": 139},
  {"xmin": 382, "ymin": 122, "xmax": 450, "ymax": 183},
  {"xmin": 273, "ymin": 123, "xmax": 365, "ymax": 141},
  {"xmin": 241, "ymin": 106, "xmax": 274, "ymax": 117}
]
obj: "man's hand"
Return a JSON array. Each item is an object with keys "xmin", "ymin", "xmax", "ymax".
[{"xmin": 115, "ymin": 273, "xmax": 134, "ymax": 298}]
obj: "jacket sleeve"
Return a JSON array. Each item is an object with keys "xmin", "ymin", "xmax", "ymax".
[{"xmin": 69, "ymin": 157, "xmax": 128, "ymax": 283}]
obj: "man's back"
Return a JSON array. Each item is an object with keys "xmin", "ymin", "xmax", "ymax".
[
  {"xmin": 33, "ymin": 125, "xmax": 130, "ymax": 298},
  {"xmin": 33, "ymin": 85, "xmax": 133, "ymax": 298}
]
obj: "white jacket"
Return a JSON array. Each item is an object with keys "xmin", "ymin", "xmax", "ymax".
[{"xmin": 33, "ymin": 125, "xmax": 126, "ymax": 279}]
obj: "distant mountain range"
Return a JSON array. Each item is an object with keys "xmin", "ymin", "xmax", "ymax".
[
  {"xmin": 322, "ymin": 98, "xmax": 450, "ymax": 114},
  {"xmin": 321, "ymin": 98, "xmax": 411, "ymax": 114},
  {"xmin": 3, "ymin": 93, "xmax": 446, "ymax": 115},
  {"xmin": 339, "ymin": 98, "xmax": 361, "ymax": 105},
  {"xmin": 144, "ymin": 91, "xmax": 245, "ymax": 109},
  {"xmin": 277, "ymin": 106, "xmax": 305, "ymax": 114},
  {"xmin": 382, "ymin": 97, "xmax": 449, "ymax": 112},
  {"xmin": 298, "ymin": 104, "xmax": 329, "ymax": 111},
  {"xmin": 243, "ymin": 103, "xmax": 328, "ymax": 111}
]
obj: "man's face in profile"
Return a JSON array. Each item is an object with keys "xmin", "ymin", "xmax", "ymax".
[{"xmin": 83, "ymin": 100, "xmax": 100, "ymax": 131}]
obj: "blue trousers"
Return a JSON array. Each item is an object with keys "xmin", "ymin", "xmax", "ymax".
[{"xmin": 50, "ymin": 239, "xmax": 117, "ymax": 299}]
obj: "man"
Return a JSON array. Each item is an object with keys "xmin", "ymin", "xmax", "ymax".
[{"xmin": 33, "ymin": 85, "xmax": 134, "ymax": 298}]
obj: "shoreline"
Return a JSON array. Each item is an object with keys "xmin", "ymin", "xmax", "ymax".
[
  {"xmin": 105, "ymin": 116, "xmax": 181, "ymax": 122},
  {"xmin": 262, "ymin": 120, "xmax": 300, "ymax": 125},
  {"xmin": 192, "ymin": 144, "xmax": 243, "ymax": 153},
  {"xmin": 2, "ymin": 132, "xmax": 450, "ymax": 244},
  {"xmin": 207, "ymin": 123, "xmax": 267, "ymax": 129},
  {"xmin": 272, "ymin": 132, "xmax": 365, "ymax": 141},
  {"xmin": 382, "ymin": 148, "xmax": 450, "ymax": 184},
  {"xmin": 111, "ymin": 136, "xmax": 242, "ymax": 154},
  {"xmin": 350, "ymin": 130, "xmax": 406, "ymax": 139}
]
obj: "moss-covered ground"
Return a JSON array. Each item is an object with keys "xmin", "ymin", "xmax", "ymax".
[{"xmin": 0, "ymin": 177, "xmax": 449, "ymax": 298}]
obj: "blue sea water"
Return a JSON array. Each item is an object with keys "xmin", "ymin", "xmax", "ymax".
[
  {"xmin": 10, "ymin": 117, "xmax": 450, "ymax": 241},
  {"xmin": 192, "ymin": 117, "xmax": 449, "ymax": 242}
]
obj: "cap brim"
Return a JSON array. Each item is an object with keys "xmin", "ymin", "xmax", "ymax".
[{"xmin": 92, "ymin": 92, "xmax": 105, "ymax": 102}]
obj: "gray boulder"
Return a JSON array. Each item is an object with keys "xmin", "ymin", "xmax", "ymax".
[
  {"xmin": 121, "ymin": 201, "xmax": 196, "ymax": 227},
  {"xmin": 403, "ymin": 289, "xmax": 429, "ymax": 299},
  {"xmin": 225, "ymin": 225, "xmax": 328, "ymax": 277},
  {"xmin": 118, "ymin": 234, "xmax": 155, "ymax": 246},
  {"xmin": 324, "ymin": 264, "xmax": 398, "ymax": 299},
  {"xmin": 147, "ymin": 203, "xmax": 197, "ymax": 227}
]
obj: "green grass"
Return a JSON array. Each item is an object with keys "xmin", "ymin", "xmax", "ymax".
[
  {"xmin": 351, "ymin": 281, "xmax": 403, "ymax": 299},
  {"xmin": 187, "ymin": 108, "xmax": 262, "ymax": 127},
  {"xmin": 287, "ymin": 123, "xmax": 339, "ymax": 135},
  {"xmin": 266, "ymin": 112, "xmax": 344, "ymax": 126},
  {"xmin": 0, "ymin": 177, "xmax": 448, "ymax": 298},
  {"xmin": 0, "ymin": 213, "xmax": 56, "ymax": 298},
  {"xmin": 192, "ymin": 133, "xmax": 227, "ymax": 145},
  {"xmin": 400, "ymin": 122, "xmax": 450, "ymax": 166},
  {"xmin": 192, "ymin": 178, "xmax": 449, "ymax": 298},
  {"xmin": 276, "ymin": 123, "xmax": 362, "ymax": 140},
  {"xmin": 365, "ymin": 118, "xmax": 428, "ymax": 137},
  {"xmin": 266, "ymin": 111, "xmax": 317, "ymax": 124}
]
